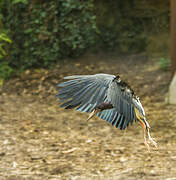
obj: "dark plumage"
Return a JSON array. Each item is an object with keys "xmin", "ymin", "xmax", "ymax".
[{"xmin": 57, "ymin": 73, "xmax": 157, "ymax": 149}]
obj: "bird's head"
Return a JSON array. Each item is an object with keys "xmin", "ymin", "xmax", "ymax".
[{"xmin": 113, "ymin": 74, "xmax": 121, "ymax": 83}]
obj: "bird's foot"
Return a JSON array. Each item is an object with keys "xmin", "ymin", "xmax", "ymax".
[
  {"xmin": 147, "ymin": 128, "xmax": 157, "ymax": 148},
  {"xmin": 144, "ymin": 131, "xmax": 157, "ymax": 151},
  {"xmin": 148, "ymin": 136, "xmax": 157, "ymax": 148},
  {"xmin": 144, "ymin": 136, "xmax": 150, "ymax": 151}
]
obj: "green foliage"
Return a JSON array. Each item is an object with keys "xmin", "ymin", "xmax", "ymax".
[
  {"xmin": 0, "ymin": 0, "xmax": 25, "ymax": 80},
  {"xmin": 0, "ymin": 62, "xmax": 14, "ymax": 79},
  {"xmin": 3, "ymin": 0, "xmax": 97, "ymax": 69},
  {"xmin": 12, "ymin": 0, "xmax": 28, "ymax": 4},
  {"xmin": 0, "ymin": 0, "xmax": 170, "ymax": 74},
  {"xmin": 159, "ymin": 57, "xmax": 170, "ymax": 71},
  {"xmin": 0, "ymin": 33, "xmax": 12, "ymax": 59}
]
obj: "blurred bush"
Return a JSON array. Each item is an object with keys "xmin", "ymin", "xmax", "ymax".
[
  {"xmin": 0, "ymin": 62, "xmax": 14, "ymax": 79},
  {"xmin": 159, "ymin": 57, "xmax": 170, "ymax": 71},
  {"xmin": 0, "ymin": 33, "xmax": 13, "ymax": 79},
  {"xmin": 2, "ymin": 0, "xmax": 97, "ymax": 69},
  {"xmin": 0, "ymin": 0, "xmax": 13, "ymax": 80},
  {"xmin": 0, "ymin": 33, "xmax": 11, "ymax": 59},
  {"xmin": 95, "ymin": 0, "xmax": 169, "ymax": 53},
  {"xmin": 0, "ymin": 0, "xmax": 170, "ymax": 73}
]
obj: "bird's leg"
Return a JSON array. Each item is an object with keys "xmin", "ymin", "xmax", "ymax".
[
  {"xmin": 146, "ymin": 127, "xmax": 157, "ymax": 148},
  {"xmin": 139, "ymin": 120, "xmax": 150, "ymax": 151},
  {"xmin": 139, "ymin": 120, "xmax": 157, "ymax": 150}
]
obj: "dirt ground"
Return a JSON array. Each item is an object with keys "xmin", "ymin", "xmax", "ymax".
[{"xmin": 0, "ymin": 53, "xmax": 176, "ymax": 180}]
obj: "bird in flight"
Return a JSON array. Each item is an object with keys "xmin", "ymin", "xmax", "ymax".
[{"xmin": 57, "ymin": 73, "xmax": 157, "ymax": 150}]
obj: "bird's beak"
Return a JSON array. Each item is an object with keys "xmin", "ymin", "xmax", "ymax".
[{"xmin": 87, "ymin": 109, "xmax": 98, "ymax": 121}]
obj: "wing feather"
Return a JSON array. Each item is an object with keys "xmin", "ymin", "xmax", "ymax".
[
  {"xmin": 106, "ymin": 80, "xmax": 145, "ymax": 129},
  {"xmin": 96, "ymin": 109, "xmax": 129, "ymax": 130},
  {"xmin": 57, "ymin": 73, "xmax": 145, "ymax": 131},
  {"xmin": 57, "ymin": 74, "xmax": 115, "ymax": 111}
]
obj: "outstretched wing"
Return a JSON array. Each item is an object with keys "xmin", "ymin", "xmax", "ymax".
[
  {"xmin": 57, "ymin": 73, "xmax": 145, "ymax": 130},
  {"xmin": 57, "ymin": 74, "xmax": 115, "ymax": 113}
]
